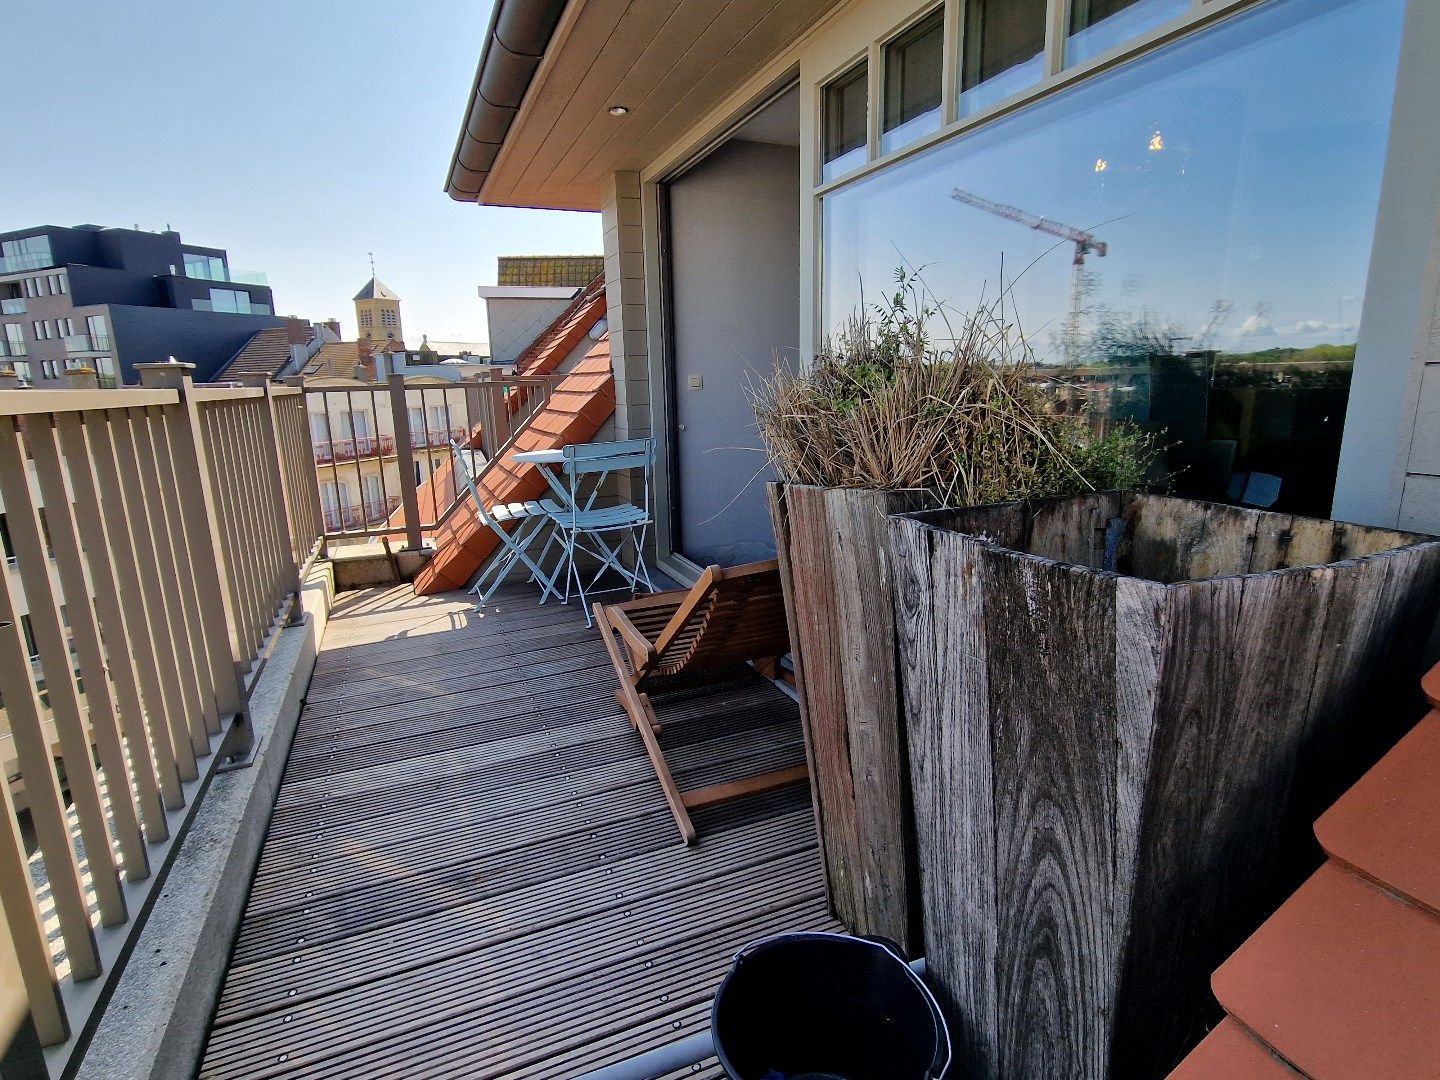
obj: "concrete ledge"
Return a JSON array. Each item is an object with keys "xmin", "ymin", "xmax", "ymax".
[{"xmin": 71, "ymin": 563, "xmax": 333, "ymax": 1080}]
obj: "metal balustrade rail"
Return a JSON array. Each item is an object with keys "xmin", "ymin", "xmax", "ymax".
[
  {"xmin": 302, "ymin": 371, "xmax": 565, "ymax": 546},
  {"xmin": 0, "ymin": 362, "xmax": 322, "ymax": 1070}
]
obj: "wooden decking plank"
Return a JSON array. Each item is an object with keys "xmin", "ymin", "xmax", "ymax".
[{"xmin": 200, "ymin": 585, "xmax": 827, "ymax": 1079}]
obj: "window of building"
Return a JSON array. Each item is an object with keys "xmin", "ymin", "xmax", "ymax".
[
  {"xmin": 1068, "ymin": 0, "xmax": 1190, "ymax": 65},
  {"xmin": 363, "ymin": 474, "xmax": 384, "ymax": 516},
  {"xmin": 40, "ymin": 360, "xmax": 58, "ymax": 380},
  {"xmin": 60, "ymin": 317, "xmax": 75, "ymax": 336},
  {"xmin": 822, "ymin": 0, "xmax": 1405, "ymax": 517},
  {"xmin": 1, "ymin": 235, "xmax": 53, "ymax": 273},
  {"xmin": 882, "ymin": 9, "xmax": 945, "ymax": 154},
  {"xmin": 823, "ymin": 61, "xmax": 869, "ymax": 182},
  {"xmin": 11, "ymin": 361, "xmax": 31, "ymax": 382},
  {"xmin": 205, "ymin": 288, "xmax": 250, "ymax": 314},
  {"xmin": 4, "ymin": 325, "xmax": 23, "ymax": 355},
  {"xmin": 183, "ymin": 253, "xmax": 228, "ymax": 281},
  {"xmin": 23, "ymin": 277, "xmax": 38, "ymax": 299},
  {"xmin": 960, "ymin": 0, "xmax": 1047, "ymax": 115},
  {"xmin": 359, "ymin": 310, "xmax": 373, "ymax": 329},
  {"xmin": 380, "ymin": 310, "xmax": 397, "ymax": 326},
  {"xmin": 87, "ymin": 314, "xmax": 110, "ymax": 350},
  {"xmin": 53, "ymin": 272, "xmax": 67, "ymax": 295}
]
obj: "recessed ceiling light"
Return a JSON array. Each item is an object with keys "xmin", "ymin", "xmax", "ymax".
[{"xmin": 608, "ymin": 105, "xmax": 630, "ymax": 116}]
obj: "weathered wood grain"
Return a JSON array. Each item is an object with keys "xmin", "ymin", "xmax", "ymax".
[
  {"xmin": 769, "ymin": 483, "xmax": 933, "ymax": 954},
  {"xmin": 771, "ymin": 485, "xmax": 862, "ymax": 930},
  {"xmin": 1027, "ymin": 492, "xmax": 1124, "ymax": 569},
  {"xmin": 984, "ymin": 553, "xmax": 1120, "ymax": 1080},
  {"xmin": 891, "ymin": 516, "xmax": 998, "ymax": 1076},
  {"xmin": 888, "ymin": 494, "xmax": 1440, "ymax": 1080}
]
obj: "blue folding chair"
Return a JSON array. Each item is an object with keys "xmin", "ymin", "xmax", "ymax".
[
  {"xmin": 450, "ymin": 442, "xmax": 561, "ymax": 607},
  {"xmin": 537, "ymin": 438, "xmax": 657, "ymax": 625}
]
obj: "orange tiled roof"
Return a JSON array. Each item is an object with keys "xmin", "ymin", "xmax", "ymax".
[
  {"xmin": 412, "ymin": 336, "xmax": 617, "ymax": 595},
  {"xmin": 1169, "ymin": 677, "xmax": 1440, "ymax": 1079},
  {"xmin": 514, "ymin": 272, "xmax": 606, "ymax": 375}
]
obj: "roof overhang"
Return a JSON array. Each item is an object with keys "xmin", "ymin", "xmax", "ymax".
[
  {"xmin": 445, "ymin": 0, "xmax": 843, "ymax": 212},
  {"xmin": 476, "ymin": 285, "xmax": 580, "ymax": 300}
]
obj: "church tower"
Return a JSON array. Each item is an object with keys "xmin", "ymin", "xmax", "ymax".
[{"xmin": 353, "ymin": 275, "xmax": 403, "ymax": 348}]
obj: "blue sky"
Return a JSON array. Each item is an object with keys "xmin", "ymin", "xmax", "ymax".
[{"xmin": 3, "ymin": 0, "xmax": 601, "ymax": 345}]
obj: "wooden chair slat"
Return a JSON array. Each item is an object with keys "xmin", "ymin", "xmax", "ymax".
[{"xmin": 594, "ymin": 560, "xmax": 802, "ymax": 844}]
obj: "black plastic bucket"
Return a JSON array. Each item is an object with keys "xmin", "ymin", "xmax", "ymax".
[{"xmin": 711, "ymin": 932, "xmax": 952, "ymax": 1080}]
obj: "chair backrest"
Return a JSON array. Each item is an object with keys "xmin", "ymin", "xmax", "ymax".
[
  {"xmin": 450, "ymin": 441, "xmax": 502, "ymax": 529},
  {"xmin": 651, "ymin": 560, "xmax": 789, "ymax": 677},
  {"xmin": 560, "ymin": 438, "xmax": 654, "ymax": 475},
  {"xmin": 556, "ymin": 438, "xmax": 654, "ymax": 520}
]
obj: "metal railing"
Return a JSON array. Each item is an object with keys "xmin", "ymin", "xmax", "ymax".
[
  {"xmin": 302, "ymin": 370, "xmax": 564, "ymax": 545},
  {"xmin": 0, "ymin": 363, "xmax": 322, "ymax": 1065}
]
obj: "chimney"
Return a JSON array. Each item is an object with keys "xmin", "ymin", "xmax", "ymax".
[
  {"xmin": 0, "ymin": 369, "xmax": 22, "ymax": 390},
  {"xmin": 324, "ymin": 319, "xmax": 341, "ymax": 338},
  {"xmin": 64, "ymin": 367, "xmax": 99, "ymax": 390},
  {"xmin": 285, "ymin": 316, "xmax": 311, "ymax": 345}
]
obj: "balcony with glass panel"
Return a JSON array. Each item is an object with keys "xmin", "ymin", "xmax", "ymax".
[
  {"xmin": 0, "ymin": 251, "xmax": 54, "ymax": 275},
  {"xmin": 0, "ymin": 299, "xmax": 25, "ymax": 316},
  {"xmin": 192, "ymin": 297, "xmax": 273, "ymax": 316}
]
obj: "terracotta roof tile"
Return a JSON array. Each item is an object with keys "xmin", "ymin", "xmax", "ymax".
[
  {"xmin": 1211, "ymin": 861, "xmax": 1440, "ymax": 1080},
  {"xmin": 1168, "ymin": 1019, "xmax": 1299, "ymax": 1079},
  {"xmin": 412, "ymin": 337, "xmax": 617, "ymax": 595},
  {"xmin": 304, "ymin": 341, "xmax": 375, "ymax": 381},
  {"xmin": 1170, "ymin": 665, "xmax": 1440, "ymax": 1080},
  {"xmin": 1315, "ymin": 711, "xmax": 1440, "ymax": 915},
  {"xmin": 513, "ymin": 273, "xmax": 606, "ymax": 376}
]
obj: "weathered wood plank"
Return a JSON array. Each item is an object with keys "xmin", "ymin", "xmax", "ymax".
[
  {"xmin": 1026, "ymin": 492, "xmax": 1124, "ymax": 569},
  {"xmin": 890, "ymin": 516, "xmax": 998, "ymax": 1076},
  {"xmin": 825, "ymin": 486, "xmax": 931, "ymax": 952},
  {"xmin": 774, "ymin": 484, "xmax": 864, "ymax": 932},
  {"xmin": 984, "ymin": 553, "xmax": 1119, "ymax": 1080}
]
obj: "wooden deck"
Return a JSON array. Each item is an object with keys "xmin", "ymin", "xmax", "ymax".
[{"xmin": 200, "ymin": 584, "xmax": 834, "ymax": 1079}]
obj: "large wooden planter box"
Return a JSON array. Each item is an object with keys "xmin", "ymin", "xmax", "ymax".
[
  {"xmin": 887, "ymin": 492, "xmax": 1440, "ymax": 1080},
  {"xmin": 768, "ymin": 482, "xmax": 936, "ymax": 956}
]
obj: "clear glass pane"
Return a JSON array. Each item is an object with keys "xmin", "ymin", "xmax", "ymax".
[
  {"xmin": 961, "ymin": 0, "xmax": 1047, "ymax": 116},
  {"xmin": 1068, "ymin": 0, "xmax": 1191, "ymax": 65},
  {"xmin": 823, "ymin": 62, "xmax": 869, "ymax": 182},
  {"xmin": 882, "ymin": 10, "xmax": 944, "ymax": 154},
  {"xmin": 822, "ymin": 0, "xmax": 1405, "ymax": 516}
]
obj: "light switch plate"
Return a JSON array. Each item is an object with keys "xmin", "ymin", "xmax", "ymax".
[{"xmin": 688, "ymin": 375, "xmax": 703, "ymax": 390}]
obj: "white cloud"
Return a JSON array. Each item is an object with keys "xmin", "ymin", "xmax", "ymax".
[{"xmin": 1237, "ymin": 314, "xmax": 1275, "ymax": 337}]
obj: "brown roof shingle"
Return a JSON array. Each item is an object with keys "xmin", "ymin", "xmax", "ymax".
[{"xmin": 212, "ymin": 327, "xmax": 296, "ymax": 382}]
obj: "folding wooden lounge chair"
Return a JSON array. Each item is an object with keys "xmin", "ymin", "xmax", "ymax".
[{"xmin": 594, "ymin": 560, "xmax": 807, "ymax": 844}]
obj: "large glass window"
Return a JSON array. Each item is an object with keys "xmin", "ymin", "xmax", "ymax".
[
  {"xmin": 961, "ymin": 0, "xmax": 1047, "ymax": 116},
  {"xmin": 4, "ymin": 325, "xmax": 24, "ymax": 356},
  {"xmin": 184, "ymin": 253, "xmax": 229, "ymax": 281},
  {"xmin": 0, "ymin": 235, "xmax": 53, "ymax": 273},
  {"xmin": 86, "ymin": 314, "xmax": 110, "ymax": 350},
  {"xmin": 1068, "ymin": 0, "xmax": 1190, "ymax": 65},
  {"xmin": 883, "ymin": 10, "xmax": 945, "ymax": 154},
  {"xmin": 822, "ymin": 61, "xmax": 869, "ymax": 182},
  {"xmin": 822, "ymin": 0, "xmax": 1405, "ymax": 516}
]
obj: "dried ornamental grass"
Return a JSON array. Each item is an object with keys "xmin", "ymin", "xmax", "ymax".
[{"xmin": 751, "ymin": 275, "xmax": 1158, "ymax": 505}]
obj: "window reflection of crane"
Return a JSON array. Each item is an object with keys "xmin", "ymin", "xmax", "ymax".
[{"xmin": 951, "ymin": 188, "xmax": 1107, "ymax": 364}]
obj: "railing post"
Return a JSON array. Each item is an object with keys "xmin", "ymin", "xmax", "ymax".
[
  {"xmin": 283, "ymin": 376, "xmax": 326, "ymax": 558},
  {"xmin": 388, "ymin": 371, "xmax": 424, "ymax": 550},
  {"xmin": 243, "ymin": 376, "xmax": 307, "ymax": 625},
  {"xmin": 136, "ymin": 362, "xmax": 247, "ymax": 716}
]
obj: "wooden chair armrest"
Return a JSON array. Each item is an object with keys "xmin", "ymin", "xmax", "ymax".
[{"xmin": 602, "ymin": 604, "xmax": 657, "ymax": 672}]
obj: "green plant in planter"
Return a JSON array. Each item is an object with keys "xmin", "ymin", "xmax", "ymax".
[{"xmin": 752, "ymin": 269, "xmax": 1161, "ymax": 504}]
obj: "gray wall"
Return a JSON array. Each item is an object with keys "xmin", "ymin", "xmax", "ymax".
[
  {"xmin": 666, "ymin": 138, "xmax": 799, "ymax": 566},
  {"xmin": 108, "ymin": 306, "xmax": 284, "ymax": 382}
]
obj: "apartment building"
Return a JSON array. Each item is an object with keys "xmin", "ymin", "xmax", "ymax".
[{"xmin": 0, "ymin": 224, "xmax": 281, "ymax": 386}]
